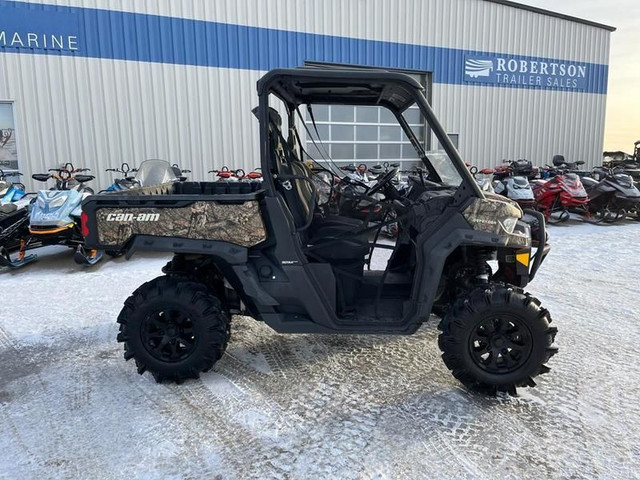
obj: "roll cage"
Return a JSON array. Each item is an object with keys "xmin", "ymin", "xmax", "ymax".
[{"xmin": 255, "ymin": 68, "xmax": 483, "ymax": 202}]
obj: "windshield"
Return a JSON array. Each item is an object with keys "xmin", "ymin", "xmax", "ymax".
[
  {"xmin": 134, "ymin": 159, "xmax": 178, "ymax": 187},
  {"xmin": 424, "ymin": 151, "xmax": 463, "ymax": 187},
  {"xmin": 300, "ymin": 99, "xmax": 464, "ymax": 188}
]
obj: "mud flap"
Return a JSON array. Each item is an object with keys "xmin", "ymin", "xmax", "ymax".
[
  {"xmin": 74, "ymin": 245, "xmax": 103, "ymax": 266},
  {"xmin": 0, "ymin": 246, "xmax": 37, "ymax": 269}
]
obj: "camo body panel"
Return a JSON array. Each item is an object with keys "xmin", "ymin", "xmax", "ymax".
[
  {"xmin": 96, "ymin": 201, "xmax": 266, "ymax": 247},
  {"xmin": 463, "ymin": 195, "xmax": 531, "ymax": 247}
]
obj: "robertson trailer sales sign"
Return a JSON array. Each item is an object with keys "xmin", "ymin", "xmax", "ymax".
[{"xmin": 464, "ymin": 54, "xmax": 589, "ymax": 89}]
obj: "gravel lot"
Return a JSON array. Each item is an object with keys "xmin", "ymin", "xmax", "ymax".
[{"xmin": 1, "ymin": 221, "xmax": 639, "ymax": 479}]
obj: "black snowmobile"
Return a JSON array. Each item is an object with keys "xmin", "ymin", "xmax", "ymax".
[
  {"xmin": 0, "ymin": 203, "xmax": 34, "ymax": 266},
  {"xmin": 582, "ymin": 167, "xmax": 640, "ymax": 221},
  {"xmin": 0, "ymin": 171, "xmax": 36, "ymax": 267},
  {"xmin": 81, "ymin": 68, "xmax": 556, "ymax": 395},
  {"xmin": 603, "ymin": 142, "xmax": 640, "ymax": 184}
]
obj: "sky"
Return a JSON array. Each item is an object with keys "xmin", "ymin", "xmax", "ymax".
[{"xmin": 521, "ymin": 0, "xmax": 640, "ymax": 153}]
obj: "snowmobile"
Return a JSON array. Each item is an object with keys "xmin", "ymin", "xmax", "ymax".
[
  {"xmin": 208, "ymin": 166, "xmax": 239, "ymax": 181},
  {"xmin": 493, "ymin": 160, "xmax": 537, "ymax": 209},
  {"xmin": 81, "ymin": 68, "xmax": 556, "ymax": 395},
  {"xmin": 171, "ymin": 164, "xmax": 192, "ymax": 182},
  {"xmin": 0, "ymin": 169, "xmax": 27, "ymax": 204},
  {"xmin": 0, "ymin": 163, "xmax": 102, "ymax": 269},
  {"xmin": 0, "ymin": 171, "xmax": 36, "ymax": 267},
  {"xmin": 234, "ymin": 168, "xmax": 264, "ymax": 182},
  {"xmin": 602, "ymin": 142, "xmax": 640, "ymax": 184},
  {"xmin": 102, "ymin": 163, "xmax": 140, "ymax": 192},
  {"xmin": 468, "ymin": 166, "xmax": 495, "ymax": 194},
  {"xmin": 336, "ymin": 164, "xmax": 388, "ymax": 222},
  {"xmin": 582, "ymin": 166, "xmax": 640, "ymax": 221},
  {"xmin": 532, "ymin": 156, "xmax": 590, "ymax": 223}
]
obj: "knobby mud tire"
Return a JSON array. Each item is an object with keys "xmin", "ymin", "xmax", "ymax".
[
  {"xmin": 438, "ymin": 284, "xmax": 557, "ymax": 395},
  {"xmin": 117, "ymin": 275, "xmax": 230, "ymax": 383}
]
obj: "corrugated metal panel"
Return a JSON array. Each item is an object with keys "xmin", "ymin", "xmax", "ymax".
[
  {"xmin": 0, "ymin": 0, "xmax": 612, "ymax": 191},
  {"xmin": 38, "ymin": 0, "xmax": 611, "ymax": 63},
  {"xmin": 0, "ymin": 52, "xmax": 263, "ymax": 190},
  {"xmin": 433, "ymin": 84, "xmax": 607, "ymax": 168}
]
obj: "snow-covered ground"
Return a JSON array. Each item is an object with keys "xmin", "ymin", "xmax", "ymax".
[{"xmin": 1, "ymin": 220, "xmax": 639, "ymax": 479}]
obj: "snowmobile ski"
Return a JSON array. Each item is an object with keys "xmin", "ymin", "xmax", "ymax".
[
  {"xmin": 0, "ymin": 245, "xmax": 37, "ymax": 269},
  {"xmin": 73, "ymin": 245, "xmax": 103, "ymax": 266}
]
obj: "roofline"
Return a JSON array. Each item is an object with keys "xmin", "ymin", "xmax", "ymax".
[{"xmin": 484, "ymin": 0, "xmax": 616, "ymax": 32}]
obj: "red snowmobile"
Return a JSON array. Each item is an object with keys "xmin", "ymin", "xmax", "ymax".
[{"xmin": 532, "ymin": 155, "xmax": 589, "ymax": 223}]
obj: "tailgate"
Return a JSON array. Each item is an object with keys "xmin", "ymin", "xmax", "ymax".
[{"xmin": 81, "ymin": 189, "xmax": 267, "ymax": 252}]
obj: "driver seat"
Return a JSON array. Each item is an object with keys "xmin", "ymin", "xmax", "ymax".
[{"xmin": 265, "ymin": 109, "xmax": 369, "ymax": 263}]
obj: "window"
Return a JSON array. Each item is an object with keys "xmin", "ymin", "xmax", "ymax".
[
  {"xmin": 0, "ymin": 102, "xmax": 18, "ymax": 172},
  {"xmin": 302, "ymin": 65, "xmax": 431, "ymax": 171}
]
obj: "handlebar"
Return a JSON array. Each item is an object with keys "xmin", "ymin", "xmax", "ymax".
[{"xmin": 0, "ymin": 170, "xmax": 23, "ymax": 180}]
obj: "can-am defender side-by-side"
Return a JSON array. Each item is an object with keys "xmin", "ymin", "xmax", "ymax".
[{"xmin": 81, "ymin": 69, "xmax": 556, "ymax": 394}]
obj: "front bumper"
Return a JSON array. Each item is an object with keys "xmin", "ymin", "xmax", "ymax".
[{"xmin": 522, "ymin": 209, "xmax": 550, "ymax": 281}]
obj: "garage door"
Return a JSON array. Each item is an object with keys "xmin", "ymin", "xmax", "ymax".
[{"xmin": 303, "ymin": 70, "xmax": 430, "ymax": 172}]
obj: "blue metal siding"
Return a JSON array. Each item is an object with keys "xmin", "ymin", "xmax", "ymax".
[{"xmin": 0, "ymin": 0, "xmax": 609, "ymax": 94}]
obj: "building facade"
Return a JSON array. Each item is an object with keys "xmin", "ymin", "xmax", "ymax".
[{"xmin": 0, "ymin": 0, "xmax": 614, "ymax": 189}]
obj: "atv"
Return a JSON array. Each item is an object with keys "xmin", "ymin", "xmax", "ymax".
[{"xmin": 81, "ymin": 68, "xmax": 556, "ymax": 394}]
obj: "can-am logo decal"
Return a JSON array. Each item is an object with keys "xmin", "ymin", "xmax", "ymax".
[
  {"xmin": 105, "ymin": 213, "xmax": 160, "ymax": 222},
  {"xmin": 464, "ymin": 54, "xmax": 588, "ymax": 89}
]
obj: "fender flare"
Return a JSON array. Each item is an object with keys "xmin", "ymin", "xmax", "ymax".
[{"xmin": 406, "ymin": 213, "xmax": 516, "ymax": 323}]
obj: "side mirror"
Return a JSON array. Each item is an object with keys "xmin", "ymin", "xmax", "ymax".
[
  {"xmin": 74, "ymin": 175, "xmax": 95, "ymax": 183},
  {"xmin": 32, "ymin": 174, "xmax": 51, "ymax": 182}
]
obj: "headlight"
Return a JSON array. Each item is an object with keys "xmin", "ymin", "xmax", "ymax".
[
  {"xmin": 463, "ymin": 196, "xmax": 522, "ymax": 235},
  {"xmin": 502, "ymin": 217, "xmax": 518, "ymax": 234},
  {"xmin": 49, "ymin": 195, "xmax": 67, "ymax": 208}
]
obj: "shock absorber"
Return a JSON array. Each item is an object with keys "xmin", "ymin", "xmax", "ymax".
[{"xmin": 474, "ymin": 248, "xmax": 493, "ymax": 284}]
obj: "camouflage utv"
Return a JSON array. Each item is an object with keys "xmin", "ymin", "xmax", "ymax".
[{"xmin": 81, "ymin": 68, "xmax": 556, "ymax": 394}]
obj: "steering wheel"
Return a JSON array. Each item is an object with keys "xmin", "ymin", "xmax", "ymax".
[{"xmin": 366, "ymin": 167, "xmax": 399, "ymax": 196}]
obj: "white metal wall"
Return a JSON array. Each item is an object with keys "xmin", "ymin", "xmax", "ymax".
[
  {"xmin": 0, "ymin": 54, "xmax": 263, "ymax": 190},
  {"xmin": 0, "ymin": 0, "xmax": 612, "ymax": 190},
  {"xmin": 434, "ymin": 84, "xmax": 608, "ymax": 168},
  {"xmin": 37, "ymin": 0, "xmax": 612, "ymax": 63}
]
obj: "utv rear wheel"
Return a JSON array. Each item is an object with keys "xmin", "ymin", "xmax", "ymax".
[
  {"xmin": 117, "ymin": 276, "xmax": 230, "ymax": 383},
  {"xmin": 438, "ymin": 284, "xmax": 557, "ymax": 395}
]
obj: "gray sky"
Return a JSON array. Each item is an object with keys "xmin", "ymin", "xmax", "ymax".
[{"xmin": 520, "ymin": 0, "xmax": 640, "ymax": 152}]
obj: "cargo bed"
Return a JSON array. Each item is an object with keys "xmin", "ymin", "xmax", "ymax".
[{"xmin": 81, "ymin": 181, "xmax": 267, "ymax": 255}]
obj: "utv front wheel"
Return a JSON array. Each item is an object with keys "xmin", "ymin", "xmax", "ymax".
[
  {"xmin": 438, "ymin": 284, "xmax": 557, "ymax": 395},
  {"xmin": 117, "ymin": 276, "xmax": 230, "ymax": 383}
]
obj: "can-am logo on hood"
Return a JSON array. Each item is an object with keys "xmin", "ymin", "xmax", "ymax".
[{"xmin": 464, "ymin": 54, "xmax": 588, "ymax": 89}]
